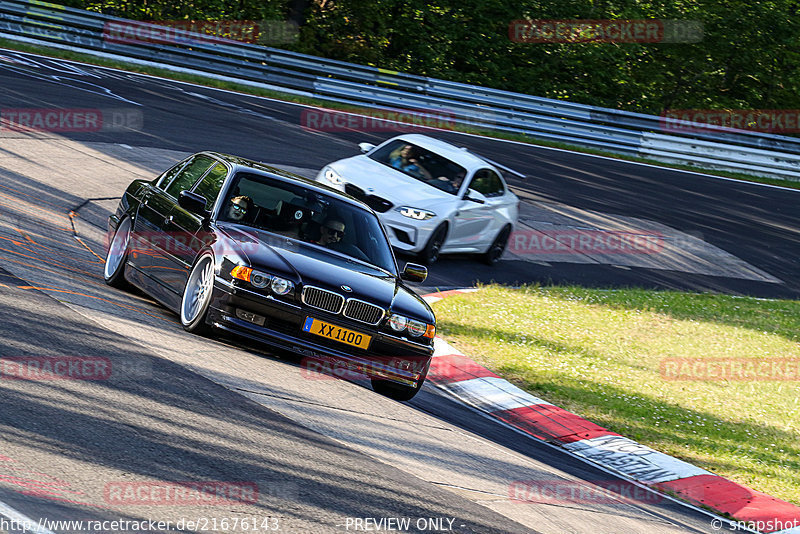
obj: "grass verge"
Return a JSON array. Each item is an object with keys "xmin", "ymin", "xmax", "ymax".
[
  {"xmin": 431, "ymin": 284, "xmax": 800, "ymax": 505},
  {"xmin": 1, "ymin": 36, "xmax": 799, "ymax": 191}
]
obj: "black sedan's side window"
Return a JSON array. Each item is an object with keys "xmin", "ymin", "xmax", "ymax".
[
  {"xmin": 192, "ymin": 163, "xmax": 228, "ymax": 210},
  {"xmin": 156, "ymin": 159, "xmax": 188, "ymax": 189},
  {"xmin": 164, "ymin": 155, "xmax": 216, "ymax": 199}
]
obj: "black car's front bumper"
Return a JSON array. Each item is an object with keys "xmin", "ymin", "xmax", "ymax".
[{"xmin": 207, "ymin": 279, "xmax": 434, "ymax": 387}]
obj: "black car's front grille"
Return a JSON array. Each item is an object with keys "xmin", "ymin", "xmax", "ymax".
[
  {"xmin": 344, "ymin": 299, "xmax": 385, "ymax": 325},
  {"xmin": 302, "ymin": 286, "xmax": 345, "ymax": 313},
  {"xmin": 344, "ymin": 184, "xmax": 394, "ymax": 213}
]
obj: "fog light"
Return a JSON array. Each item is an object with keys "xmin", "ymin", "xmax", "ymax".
[{"xmin": 236, "ymin": 309, "xmax": 265, "ymax": 326}]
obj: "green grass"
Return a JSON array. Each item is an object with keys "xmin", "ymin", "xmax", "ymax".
[
  {"xmin": 2, "ymin": 36, "xmax": 799, "ymax": 190},
  {"xmin": 431, "ymin": 285, "xmax": 800, "ymax": 505}
]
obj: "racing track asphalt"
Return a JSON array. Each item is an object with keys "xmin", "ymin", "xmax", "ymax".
[{"xmin": 1, "ymin": 48, "xmax": 798, "ymax": 299}]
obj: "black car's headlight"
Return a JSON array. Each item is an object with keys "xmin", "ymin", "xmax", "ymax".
[
  {"xmin": 231, "ymin": 266, "xmax": 294, "ymax": 295},
  {"xmin": 387, "ymin": 313, "xmax": 435, "ymax": 339}
]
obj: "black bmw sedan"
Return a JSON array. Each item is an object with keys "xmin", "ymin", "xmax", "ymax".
[{"xmin": 104, "ymin": 152, "xmax": 435, "ymax": 400}]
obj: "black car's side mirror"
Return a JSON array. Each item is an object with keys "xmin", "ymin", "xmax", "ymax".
[
  {"xmin": 401, "ymin": 262, "xmax": 427, "ymax": 283},
  {"xmin": 178, "ymin": 190, "xmax": 209, "ymax": 217}
]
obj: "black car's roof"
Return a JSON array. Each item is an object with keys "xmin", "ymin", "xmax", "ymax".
[{"xmin": 201, "ymin": 151, "xmax": 371, "ymax": 212}]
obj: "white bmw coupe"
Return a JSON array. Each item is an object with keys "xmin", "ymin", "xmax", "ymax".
[{"xmin": 316, "ymin": 134, "xmax": 520, "ymax": 265}]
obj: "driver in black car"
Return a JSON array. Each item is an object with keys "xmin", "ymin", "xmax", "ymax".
[
  {"xmin": 315, "ymin": 217, "xmax": 346, "ymax": 248},
  {"xmin": 225, "ymin": 195, "xmax": 253, "ymax": 222}
]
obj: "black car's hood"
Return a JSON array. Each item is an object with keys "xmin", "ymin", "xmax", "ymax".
[{"xmin": 217, "ymin": 224, "xmax": 430, "ymax": 319}]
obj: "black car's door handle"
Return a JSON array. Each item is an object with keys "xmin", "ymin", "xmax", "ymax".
[{"xmin": 164, "ymin": 215, "xmax": 173, "ymax": 225}]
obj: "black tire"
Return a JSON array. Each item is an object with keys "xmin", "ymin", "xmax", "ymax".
[
  {"xmin": 104, "ymin": 216, "xmax": 132, "ymax": 288},
  {"xmin": 482, "ymin": 225, "xmax": 512, "ymax": 266},
  {"xmin": 371, "ymin": 360, "xmax": 430, "ymax": 401},
  {"xmin": 419, "ymin": 224, "xmax": 447, "ymax": 265},
  {"xmin": 180, "ymin": 252, "xmax": 215, "ymax": 335}
]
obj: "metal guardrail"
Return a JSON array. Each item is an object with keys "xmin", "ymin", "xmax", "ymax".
[{"xmin": 2, "ymin": 0, "xmax": 800, "ymax": 180}]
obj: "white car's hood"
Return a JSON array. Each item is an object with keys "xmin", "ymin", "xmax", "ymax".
[{"xmin": 331, "ymin": 155, "xmax": 456, "ymax": 208}]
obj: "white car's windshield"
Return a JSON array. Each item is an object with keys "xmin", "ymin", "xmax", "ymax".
[
  {"xmin": 369, "ymin": 140, "xmax": 468, "ymax": 195},
  {"xmin": 221, "ymin": 172, "xmax": 397, "ymax": 275}
]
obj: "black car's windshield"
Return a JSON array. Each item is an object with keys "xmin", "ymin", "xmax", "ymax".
[
  {"xmin": 220, "ymin": 172, "xmax": 397, "ymax": 274},
  {"xmin": 368, "ymin": 140, "xmax": 468, "ymax": 195}
]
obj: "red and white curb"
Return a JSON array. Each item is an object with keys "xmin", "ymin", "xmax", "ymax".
[{"xmin": 422, "ymin": 288, "xmax": 800, "ymax": 534}]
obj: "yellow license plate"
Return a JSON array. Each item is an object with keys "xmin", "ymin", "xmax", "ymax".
[{"xmin": 302, "ymin": 317, "xmax": 371, "ymax": 350}]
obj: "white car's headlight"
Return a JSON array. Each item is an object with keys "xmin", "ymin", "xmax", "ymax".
[
  {"xmin": 396, "ymin": 206, "xmax": 435, "ymax": 220},
  {"xmin": 323, "ymin": 167, "xmax": 344, "ymax": 185}
]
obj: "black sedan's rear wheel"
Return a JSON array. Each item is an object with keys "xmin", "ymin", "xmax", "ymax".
[
  {"xmin": 180, "ymin": 252, "xmax": 215, "ymax": 335},
  {"xmin": 104, "ymin": 216, "xmax": 132, "ymax": 288},
  {"xmin": 482, "ymin": 225, "xmax": 512, "ymax": 266},
  {"xmin": 419, "ymin": 224, "xmax": 447, "ymax": 265}
]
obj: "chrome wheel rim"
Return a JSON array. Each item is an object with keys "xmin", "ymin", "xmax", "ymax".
[
  {"xmin": 104, "ymin": 218, "xmax": 131, "ymax": 279},
  {"xmin": 181, "ymin": 256, "xmax": 214, "ymax": 325}
]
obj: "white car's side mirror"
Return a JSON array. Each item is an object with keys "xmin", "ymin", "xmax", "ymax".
[
  {"xmin": 358, "ymin": 142, "xmax": 376, "ymax": 154},
  {"xmin": 463, "ymin": 188, "xmax": 487, "ymax": 204}
]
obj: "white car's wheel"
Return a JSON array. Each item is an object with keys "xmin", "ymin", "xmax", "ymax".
[
  {"xmin": 419, "ymin": 224, "xmax": 447, "ymax": 265},
  {"xmin": 181, "ymin": 252, "xmax": 215, "ymax": 335},
  {"xmin": 482, "ymin": 225, "xmax": 511, "ymax": 266},
  {"xmin": 104, "ymin": 217, "xmax": 132, "ymax": 288}
]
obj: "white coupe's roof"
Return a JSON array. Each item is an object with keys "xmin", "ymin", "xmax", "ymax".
[{"xmin": 387, "ymin": 134, "xmax": 495, "ymax": 172}]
